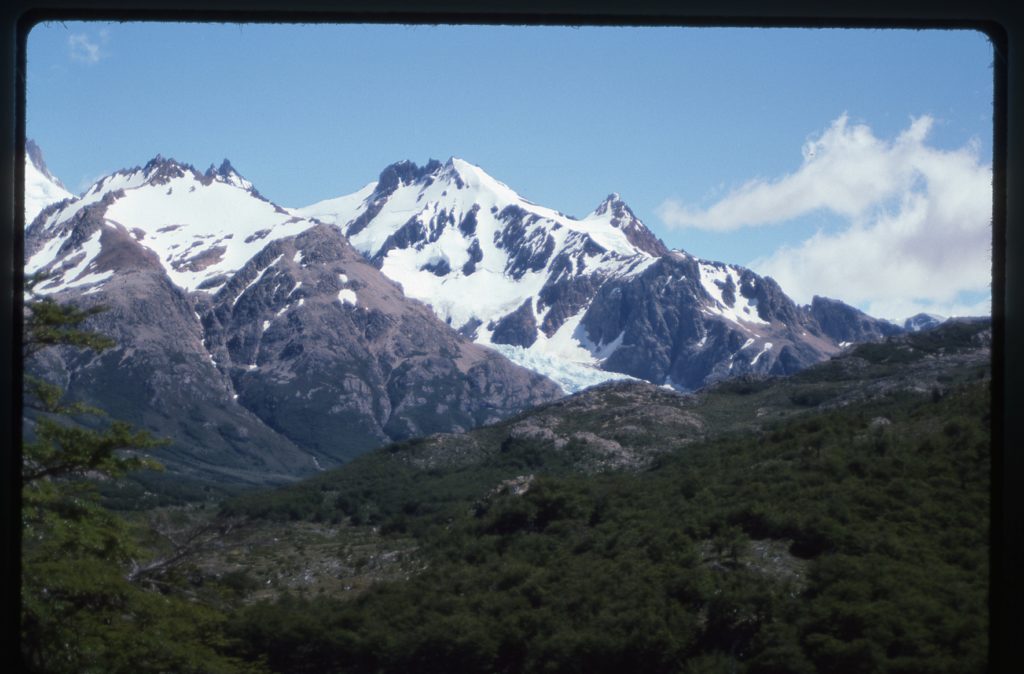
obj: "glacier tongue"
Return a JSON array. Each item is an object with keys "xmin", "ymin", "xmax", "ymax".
[{"xmin": 487, "ymin": 343, "xmax": 635, "ymax": 394}]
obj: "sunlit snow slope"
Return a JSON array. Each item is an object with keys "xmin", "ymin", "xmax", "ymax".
[{"xmin": 26, "ymin": 156, "xmax": 319, "ymax": 295}]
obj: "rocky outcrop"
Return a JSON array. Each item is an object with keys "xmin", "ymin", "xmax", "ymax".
[
  {"xmin": 383, "ymin": 379, "xmax": 704, "ymax": 473},
  {"xmin": 580, "ymin": 255, "xmax": 837, "ymax": 389},
  {"xmin": 26, "ymin": 138, "xmax": 68, "ymax": 190},
  {"xmin": 199, "ymin": 224, "xmax": 562, "ymax": 465},
  {"xmin": 809, "ymin": 296, "xmax": 904, "ymax": 344},
  {"xmin": 592, "ymin": 194, "xmax": 670, "ymax": 257},
  {"xmin": 489, "ymin": 299, "xmax": 538, "ymax": 348}
]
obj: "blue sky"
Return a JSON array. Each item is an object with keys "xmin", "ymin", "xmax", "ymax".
[{"xmin": 26, "ymin": 22, "xmax": 993, "ymax": 320}]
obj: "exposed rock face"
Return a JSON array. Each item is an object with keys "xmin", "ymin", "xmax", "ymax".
[
  {"xmin": 592, "ymin": 193, "xmax": 670, "ymax": 257},
  {"xmin": 489, "ymin": 299, "xmax": 538, "ymax": 348},
  {"xmin": 580, "ymin": 254, "xmax": 837, "ymax": 389},
  {"xmin": 808, "ymin": 296, "xmax": 904, "ymax": 344},
  {"xmin": 202, "ymin": 224, "xmax": 561, "ymax": 464},
  {"xmin": 393, "ymin": 379, "xmax": 705, "ymax": 473},
  {"xmin": 23, "ymin": 156, "xmax": 562, "ymax": 483},
  {"xmin": 25, "ymin": 212, "xmax": 317, "ymax": 484}
]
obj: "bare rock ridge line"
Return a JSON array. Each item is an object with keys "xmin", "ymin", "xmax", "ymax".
[{"xmin": 24, "ymin": 142, "xmax": 923, "ymax": 483}]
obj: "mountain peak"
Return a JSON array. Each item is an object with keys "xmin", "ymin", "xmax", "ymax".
[
  {"xmin": 444, "ymin": 157, "xmax": 522, "ymax": 196},
  {"xmin": 592, "ymin": 192, "xmax": 632, "ymax": 217},
  {"xmin": 140, "ymin": 154, "xmax": 194, "ymax": 184},
  {"xmin": 447, "ymin": 156, "xmax": 479, "ymax": 174},
  {"xmin": 24, "ymin": 139, "xmax": 73, "ymax": 225},
  {"xmin": 375, "ymin": 158, "xmax": 444, "ymax": 195},
  {"xmin": 26, "ymin": 139, "xmax": 67, "ymax": 189},
  {"xmin": 903, "ymin": 312, "xmax": 946, "ymax": 332},
  {"xmin": 203, "ymin": 158, "xmax": 254, "ymax": 191},
  {"xmin": 143, "ymin": 153, "xmax": 174, "ymax": 169},
  {"xmin": 587, "ymin": 193, "xmax": 618, "ymax": 219},
  {"xmin": 216, "ymin": 158, "xmax": 236, "ymax": 177},
  {"xmin": 444, "ymin": 157, "xmax": 484, "ymax": 189},
  {"xmin": 26, "ymin": 137, "xmax": 43, "ymax": 164},
  {"xmin": 588, "ymin": 192, "xmax": 669, "ymax": 257}
]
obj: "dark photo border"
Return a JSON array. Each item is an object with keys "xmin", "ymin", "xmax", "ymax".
[{"xmin": 3, "ymin": 2, "xmax": 1018, "ymax": 671}]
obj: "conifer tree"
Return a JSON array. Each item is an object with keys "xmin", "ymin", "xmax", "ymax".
[{"xmin": 20, "ymin": 274, "xmax": 262, "ymax": 674}]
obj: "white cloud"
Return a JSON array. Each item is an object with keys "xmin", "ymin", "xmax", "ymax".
[
  {"xmin": 657, "ymin": 114, "xmax": 992, "ymax": 321},
  {"xmin": 68, "ymin": 30, "xmax": 108, "ymax": 64}
]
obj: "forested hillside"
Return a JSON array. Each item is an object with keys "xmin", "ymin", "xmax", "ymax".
[{"xmin": 210, "ymin": 321, "xmax": 991, "ymax": 673}]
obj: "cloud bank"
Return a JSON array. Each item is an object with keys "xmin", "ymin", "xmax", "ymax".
[{"xmin": 657, "ymin": 114, "xmax": 992, "ymax": 320}]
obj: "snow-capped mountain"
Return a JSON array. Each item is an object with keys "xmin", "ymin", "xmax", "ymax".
[
  {"xmin": 24, "ymin": 145, "xmax": 912, "ymax": 482},
  {"xmin": 24, "ymin": 150, "xmax": 561, "ymax": 482},
  {"xmin": 296, "ymin": 158, "xmax": 899, "ymax": 391},
  {"xmin": 26, "ymin": 155, "xmax": 309, "ymax": 293},
  {"xmin": 24, "ymin": 139, "xmax": 74, "ymax": 225},
  {"xmin": 295, "ymin": 160, "xmax": 662, "ymax": 364}
]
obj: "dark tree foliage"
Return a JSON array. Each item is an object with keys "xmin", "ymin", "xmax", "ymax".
[
  {"xmin": 22, "ymin": 274, "xmax": 115, "ymax": 358},
  {"xmin": 20, "ymin": 275, "xmax": 263, "ymax": 674},
  {"xmin": 223, "ymin": 378, "xmax": 988, "ymax": 673}
]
